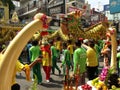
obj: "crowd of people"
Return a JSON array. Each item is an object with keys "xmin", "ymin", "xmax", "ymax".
[
  {"xmin": 23, "ymin": 36, "xmax": 119, "ymax": 85},
  {"xmin": 1, "ymin": 35, "xmax": 120, "ymax": 90}
]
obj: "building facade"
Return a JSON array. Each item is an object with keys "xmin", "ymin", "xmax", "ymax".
[
  {"xmin": 0, "ymin": 1, "xmax": 9, "ymax": 23},
  {"xmin": 48, "ymin": 0, "xmax": 66, "ymax": 27},
  {"xmin": 16, "ymin": 0, "xmax": 46, "ymax": 23},
  {"xmin": 47, "ymin": 0, "xmax": 91, "ymax": 27}
]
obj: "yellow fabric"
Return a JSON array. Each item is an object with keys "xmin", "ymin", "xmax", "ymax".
[
  {"xmin": 12, "ymin": 60, "xmax": 24, "ymax": 85},
  {"xmin": 0, "ymin": 53, "xmax": 30, "ymax": 86},
  {"xmin": 24, "ymin": 64, "xmax": 30, "ymax": 81},
  {"xmin": 55, "ymin": 41, "xmax": 62, "ymax": 50},
  {"xmin": 67, "ymin": 44, "xmax": 74, "ymax": 54},
  {"xmin": 86, "ymin": 47, "xmax": 98, "ymax": 67},
  {"xmin": 42, "ymin": 51, "xmax": 52, "ymax": 66}
]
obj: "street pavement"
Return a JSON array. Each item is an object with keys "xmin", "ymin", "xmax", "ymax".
[
  {"xmin": 16, "ymin": 59, "xmax": 104, "ymax": 90},
  {"xmin": 16, "ymin": 62, "xmax": 64, "ymax": 90}
]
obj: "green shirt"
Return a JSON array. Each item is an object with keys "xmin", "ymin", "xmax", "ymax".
[
  {"xmin": 29, "ymin": 46, "xmax": 41, "ymax": 62},
  {"xmin": 62, "ymin": 49, "xmax": 71, "ymax": 66},
  {"xmin": 73, "ymin": 47, "xmax": 87, "ymax": 74},
  {"xmin": 51, "ymin": 45, "xmax": 57, "ymax": 57}
]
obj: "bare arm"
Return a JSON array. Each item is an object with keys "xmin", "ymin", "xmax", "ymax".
[
  {"xmin": 82, "ymin": 44, "xmax": 89, "ymax": 50},
  {"xmin": 29, "ymin": 55, "xmax": 43, "ymax": 68}
]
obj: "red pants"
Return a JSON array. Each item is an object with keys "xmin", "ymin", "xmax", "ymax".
[{"xmin": 43, "ymin": 66, "xmax": 51, "ymax": 80}]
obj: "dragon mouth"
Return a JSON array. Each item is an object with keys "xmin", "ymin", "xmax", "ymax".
[
  {"xmin": 34, "ymin": 13, "xmax": 52, "ymax": 30},
  {"xmin": 40, "ymin": 14, "xmax": 49, "ymax": 29},
  {"xmin": 40, "ymin": 15, "xmax": 52, "ymax": 30}
]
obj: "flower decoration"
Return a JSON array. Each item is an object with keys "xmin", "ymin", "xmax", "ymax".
[
  {"xmin": 40, "ymin": 14, "xmax": 49, "ymax": 29},
  {"xmin": 99, "ymin": 67, "xmax": 109, "ymax": 81},
  {"xmin": 99, "ymin": 67, "xmax": 115, "ymax": 86},
  {"xmin": 108, "ymin": 27, "xmax": 115, "ymax": 35}
]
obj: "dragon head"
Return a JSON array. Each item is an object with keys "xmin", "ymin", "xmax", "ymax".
[{"xmin": 60, "ymin": 9, "xmax": 85, "ymax": 38}]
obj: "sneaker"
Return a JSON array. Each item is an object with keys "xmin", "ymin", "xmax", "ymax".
[
  {"xmin": 46, "ymin": 80, "xmax": 50, "ymax": 83},
  {"xmin": 32, "ymin": 78, "xmax": 34, "ymax": 82}
]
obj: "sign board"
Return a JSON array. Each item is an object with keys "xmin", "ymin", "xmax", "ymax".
[
  {"xmin": 103, "ymin": 4, "xmax": 110, "ymax": 11},
  {"xmin": 110, "ymin": 0, "xmax": 120, "ymax": 14},
  {"xmin": 49, "ymin": 6, "xmax": 62, "ymax": 15},
  {"xmin": 68, "ymin": 6, "xmax": 82, "ymax": 13}
]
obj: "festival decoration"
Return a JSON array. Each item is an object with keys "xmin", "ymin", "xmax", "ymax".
[
  {"xmin": 24, "ymin": 64, "xmax": 31, "ymax": 81},
  {"xmin": 63, "ymin": 65, "xmax": 81, "ymax": 90},
  {"xmin": 0, "ymin": 29, "xmax": 16, "ymax": 43},
  {"xmin": 81, "ymin": 84, "xmax": 92, "ymax": 90},
  {"xmin": 0, "ymin": 13, "xmax": 51, "ymax": 90},
  {"xmin": 90, "ymin": 67, "xmax": 120, "ymax": 90},
  {"xmin": 0, "ymin": 9, "xmax": 118, "ymax": 90},
  {"xmin": 11, "ymin": 11, "xmax": 19, "ymax": 23}
]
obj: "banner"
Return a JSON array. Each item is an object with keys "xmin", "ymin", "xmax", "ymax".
[
  {"xmin": 110, "ymin": 0, "xmax": 120, "ymax": 14},
  {"xmin": 103, "ymin": 4, "xmax": 110, "ymax": 11}
]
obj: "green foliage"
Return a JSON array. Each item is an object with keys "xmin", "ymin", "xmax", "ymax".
[{"xmin": 29, "ymin": 74, "xmax": 38, "ymax": 90}]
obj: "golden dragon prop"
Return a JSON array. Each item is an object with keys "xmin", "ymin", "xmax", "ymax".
[
  {"xmin": 47, "ymin": 10, "xmax": 117, "ymax": 68},
  {"xmin": 0, "ymin": 13, "xmax": 51, "ymax": 90}
]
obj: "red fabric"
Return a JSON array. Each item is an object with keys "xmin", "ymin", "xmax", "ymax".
[
  {"xmin": 40, "ymin": 14, "xmax": 49, "ymax": 29},
  {"xmin": 40, "ymin": 31, "xmax": 48, "ymax": 36},
  {"xmin": 105, "ymin": 41, "xmax": 111, "ymax": 45},
  {"xmin": 43, "ymin": 66, "xmax": 51, "ymax": 80},
  {"xmin": 79, "ymin": 38, "xmax": 83, "ymax": 41},
  {"xmin": 41, "ymin": 45, "xmax": 51, "ymax": 56}
]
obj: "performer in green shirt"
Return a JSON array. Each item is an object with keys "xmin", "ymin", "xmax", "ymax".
[
  {"xmin": 29, "ymin": 40, "xmax": 42, "ymax": 84},
  {"xmin": 73, "ymin": 40, "xmax": 87, "ymax": 85},
  {"xmin": 50, "ymin": 40, "xmax": 61, "ymax": 75},
  {"xmin": 61, "ymin": 42, "xmax": 71, "ymax": 76}
]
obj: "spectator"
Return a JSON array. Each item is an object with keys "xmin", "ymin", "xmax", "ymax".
[
  {"xmin": 26, "ymin": 41, "xmax": 32, "ymax": 64},
  {"xmin": 82, "ymin": 39, "xmax": 98, "ymax": 80}
]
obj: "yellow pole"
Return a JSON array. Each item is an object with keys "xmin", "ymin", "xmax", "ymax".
[
  {"xmin": 0, "ymin": 13, "xmax": 51, "ymax": 90},
  {"xmin": 110, "ymin": 28, "xmax": 117, "ymax": 69}
]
